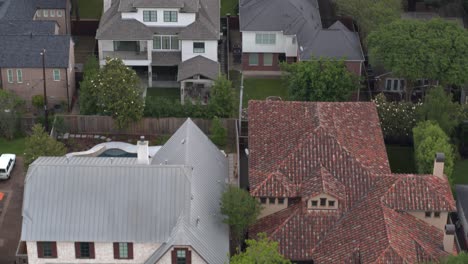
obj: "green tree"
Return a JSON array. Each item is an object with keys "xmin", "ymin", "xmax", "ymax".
[
  {"xmin": 230, "ymin": 233, "xmax": 291, "ymax": 264},
  {"xmin": 281, "ymin": 58, "xmax": 359, "ymax": 101},
  {"xmin": 84, "ymin": 58, "xmax": 144, "ymax": 129},
  {"xmin": 32, "ymin": 95, "xmax": 44, "ymax": 110},
  {"xmin": 210, "ymin": 117, "xmax": 227, "ymax": 147},
  {"xmin": 413, "ymin": 121, "xmax": 454, "ymax": 181},
  {"xmin": 368, "ymin": 19, "xmax": 468, "ymax": 100},
  {"xmin": 439, "ymin": 252, "xmax": 468, "ymax": 263},
  {"xmin": 335, "ymin": 0, "xmax": 402, "ymax": 39},
  {"xmin": 221, "ymin": 186, "xmax": 261, "ymax": 250},
  {"xmin": 418, "ymin": 86, "xmax": 464, "ymax": 135},
  {"xmin": 209, "ymin": 75, "xmax": 236, "ymax": 118},
  {"xmin": 0, "ymin": 90, "xmax": 24, "ymax": 139},
  {"xmin": 24, "ymin": 124, "xmax": 67, "ymax": 167},
  {"xmin": 79, "ymin": 56, "xmax": 100, "ymax": 115}
]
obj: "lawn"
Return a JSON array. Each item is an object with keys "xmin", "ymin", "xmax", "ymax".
[
  {"xmin": 77, "ymin": 0, "xmax": 103, "ymax": 19},
  {"xmin": 453, "ymin": 159, "xmax": 468, "ymax": 185},
  {"xmin": 242, "ymin": 78, "xmax": 288, "ymax": 106},
  {"xmin": 221, "ymin": 0, "xmax": 238, "ymax": 16},
  {"xmin": 385, "ymin": 145, "xmax": 416, "ymax": 174},
  {"xmin": 146, "ymin": 88, "xmax": 180, "ymax": 101},
  {"xmin": 0, "ymin": 137, "xmax": 26, "ymax": 156}
]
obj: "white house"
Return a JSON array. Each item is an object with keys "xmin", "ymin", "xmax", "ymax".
[
  {"xmin": 17, "ymin": 119, "xmax": 230, "ymax": 264},
  {"xmin": 96, "ymin": 0, "xmax": 220, "ymax": 102},
  {"xmin": 239, "ymin": 0, "xmax": 364, "ymax": 76}
]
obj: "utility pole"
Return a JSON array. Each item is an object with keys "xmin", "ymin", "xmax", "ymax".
[{"xmin": 40, "ymin": 49, "xmax": 49, "ymax": 132}]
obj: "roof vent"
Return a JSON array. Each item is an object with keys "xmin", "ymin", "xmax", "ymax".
[
  {"xmin": 196, "ymin": 216, "xmax": 200, "ymax": 226},
  {"xmin": 110, "ymin": 157, "xmax": 114, "ymax": 164},
  {"xmin": 181, "ymin": 138, "xmax": 186, "ymax": 144}
]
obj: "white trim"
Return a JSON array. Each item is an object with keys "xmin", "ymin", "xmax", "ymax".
[
  {"xmin": 53, "ymin": 69, "xmax": 60, "ymax": 81},
  {"xmin": 16, "ymin": 69, "xmax": 23, "ymax": 83},
  {"xmin": 7, "ymin": 69, "xmax": 13, "ymax": 83}
]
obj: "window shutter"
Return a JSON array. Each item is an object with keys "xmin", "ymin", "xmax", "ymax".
[
  {"xmin": 52, "ymin": 242, "xmax": 58, "ymax": 258},
  {"xmin": 74, "ymin": 242, "xmax": 80, "ymax": 258},
  {"xmin": 186, "ymin": 249, "xmax": 192, "ymax": 264},
  {"xmin": 128, "ymin": 243, "xmax": 134, "ymax": 259},
  {"xmin": 37, "ymin": 242, "xmax": 43, "ymax": 258},
  {"xmin": 89, "ymin": 242, "xmax": 95, "ymax": 259},
  {"xmin": 171, "ymin": 249, "xmax": 177, "ymax": 264},
  {"xmin": 113, "ymin": 243, "xmax": 119, "ymax": 259}
]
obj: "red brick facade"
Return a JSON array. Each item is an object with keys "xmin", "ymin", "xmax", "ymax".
[{"xmin": 344, "ymin": 61, "xmax": 362, "ymax": 76}]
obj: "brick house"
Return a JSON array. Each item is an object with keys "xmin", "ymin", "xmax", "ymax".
[
  {"xmin": 17, "ymin": 119, "xmax": 229, "ymax": 264},
  {"xmin": 247, "ymin": 101, "xmax": 456, "ymax": 263},
  {"xmin": 0, "ymin": 0, "xmax": 75, "ymax": 110},
  {"xmin": 239, "ymin": 0, "xmax": 364, "ymax": 76}
]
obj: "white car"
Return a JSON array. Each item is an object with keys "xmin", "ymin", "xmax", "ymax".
[{"xmin": 0, "ymin": 154, "xmax": 16, "ymax": 180}]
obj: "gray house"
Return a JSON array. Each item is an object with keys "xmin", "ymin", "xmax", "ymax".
[{"xmin": 18, "ymin": 119, "xmax": 230, "ymax": 264}]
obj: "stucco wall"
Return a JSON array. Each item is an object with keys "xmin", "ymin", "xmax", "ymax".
[
  {"xmin": 121, "ymin": 8, "xmax": 196, "ymax": 27},
  {"xmin": 34, "ymin": 9, "xmax": 68, "ymax": 35},
  {"xmin": 181, "ymin": 40, "xmax": 218, "ymax": 62},
  {"xmin": 26, "ymin": 242, "xmax": 161, "ymax": 264},
  {"xmin": 258, "ymin": 198, "xmax": 288, "ymax": 218},
  {"xmin": 155, "ymin": 246, "xmax": 207, "ymax": 264},
  {"xmin": 409, "ymin": 211, "xmax": 448, "ymax": 231}
]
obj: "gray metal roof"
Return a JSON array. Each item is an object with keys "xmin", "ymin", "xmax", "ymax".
[
  {"xmin": 239, "ymin": 0, "xmax": 364, "ymax": 61},
  {"xmin": 152, "ymin": 51, "xmax": 181, "ymax": 66},
  {"xmin": 149, "ymin": 118, "xmax": 230, "ymax": 264},
  {"xmin": 0, "ymin": 20, "xmax": 56, "ymax": 35},
  {"xmin": 0, "ymin": 35, "xmax": 71, "ymax": 67},
  {"xmin": 177, "ymin": 56, "xmax": 219, "ymax": 81},
  {"xmin": 98, "ymin": 0, "xmax": 219, "ymax": 40},
  {"xmin": 21, "ymin": 158, "xmax": 191, "ymax": 242}
]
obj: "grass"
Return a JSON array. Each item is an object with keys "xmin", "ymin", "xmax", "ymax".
[
  {"xmin": 385, "ymin": 145, "xmax": 417, "ymax": 174},
  {"xmin": 146, "ymin": 88, "xmax": 181, "ymax": 101},
  {"xmin": 0, "ymin": 137, "xmax": 26, "ymax": 156},
  {"xmin": 221, "ymin": 0, "xmax": 238, "ymax": 16},
  {"xmin": 242, "ymin": 78, "xmax": 288, "ymax": 106},
  {"xmin": 453, "ymin": 159, "xmax": 468, "ymax": 185},
  {"xmin": 77, "ymin": 0, "xmax": 103, "ymax": 19}
]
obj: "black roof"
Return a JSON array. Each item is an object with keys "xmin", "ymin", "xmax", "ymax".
[
  {"xmin": 0, "ymin": 20, "xmax": 56, "ymax": 35},
  {"xmin": 456, "ymin": 184, "xmax": 468, "ymax": 219}
]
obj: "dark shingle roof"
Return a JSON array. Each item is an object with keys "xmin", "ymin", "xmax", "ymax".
[
  {"xmin": 36, "ymin": 0, "xmax": 67, "ymax": 9},
  {"xmin": 152, "ymin": 51, "xmax": 181, "ymax": 66},
  {"xmin": 0, "ymin": 35, "xmax": 70, "ymax": 67},
  {"xmin": 0, "ymin": 20, "xmax": 56, "ymax": 35},
  {"xmin": 177, "ymin": 55, "xmax": 219, "ymax": 81}
]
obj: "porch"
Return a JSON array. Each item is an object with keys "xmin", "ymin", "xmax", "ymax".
[
  {"xmin": 181, "ymin": 79, "xmax": 214, "ymax": 104},
  {"xmin": 151, "ymin": 66, "xmax": 179, "ymax": 88}
]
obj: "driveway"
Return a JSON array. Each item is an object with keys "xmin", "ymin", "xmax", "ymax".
[{"xmin": 0, "ymin": 157, "xmax": 25, "ymax": 264}]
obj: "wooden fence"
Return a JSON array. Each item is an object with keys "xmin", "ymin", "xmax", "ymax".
[{"xmin": 56, "ymin": 115, "xmax": 237, "ymax": 139}]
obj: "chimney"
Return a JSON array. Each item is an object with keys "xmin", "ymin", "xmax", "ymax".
[
  {"xmin": 137, "ymin": 136, "xmax": 149, "ymax": 165},
  {"xmin": 433, "ymin": 153, "xmax": 445, "ymax": 179},
  {"xmin": 443, "ymin": 224, "xmax": 455, "ymax": 253},
  {"xmin": 103, "ymin": 0, "xmax": 112, "ymax": 13}
]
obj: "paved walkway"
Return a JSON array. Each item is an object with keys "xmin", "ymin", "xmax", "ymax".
[{"xmin": 0, "ymin": 158, "xmax": 25, "ymax": 264}]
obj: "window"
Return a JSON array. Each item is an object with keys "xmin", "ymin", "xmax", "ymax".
[
  {"xmin": 320, "ymin": 198, "xmax": 327, "ymax": 206},
  {"xmin": 385, "ymin": 78, "xmax": 404, "ymax": 92},
  {"xmin": 269, "ymin": 198, "xmax": 276, "ymax": 204},
  {"xmin": 328, "ymin": 200, "xmax": 335, "ymax": 207},
  {"xmin": 164, "ymin": 11, "xmax": 178, "ymax": 22},
  {"xmin": 53, "ymin": 69, "xmax": 60, "ymax": 81},
  {"xmin": 416, "ymin": 79, "xmax": 429, "ymax": 87},
  {"xmin": 16, "ymin": 69, "xmax": 23, "ymax": 83},
  {"xmin": 153, "ymin": 35, "xmax": 179, "ymax": 50},
  {"xmin": 193, "ymin": 42, "xmax": 205, "ymax": 53},
  {"xmin": 172, "ymin": 248, "xmax": 191, "ymax": 264},
  {"xmin": 248, "ymin": 53, "xmax": 258, "ymax": 66},
  {"xmin": 57, "ymin": 10, "xmax": 63, "ymax": 17},
  {"xmin": 50, "ymin": 10, "xmax": 55, "ymax": 17},
  {"xmin": 36, "ymin": 10, "xmax": 42, "ymax": 17},
  {"xmin": 37, "ymin": 242, "xmax": 57, "ymax": 258},
  {"xmin": 263, "ymin": 53, "xmax": 273, "ymax": 66},
  {"xmin": 177, "ymin": 249, "xmax": 186, "ymax": 264},
  {"xmin": 425, "ymin": 211, "xmax": 432, "ymax": 218},
  {"xmin": 255, "ymin": 33, "xmax": 276, "ymax": 45},
  {"xmin": 143, "ymin": 10, "xmax": 157, "ymax": 22},
  {"xmin": 43, "ymin": 10, "xmax": 48, "ymax": 17},
  {"xmin": 311, "ymin": 200, "xmax": 318, "ymax": 207},
  {"xmin": 75, "ymin": 242, "xmax": 94, "ymax": 259},
  {"xmin": 434, "ymin": 212, "xmax": 441, "ymax": 218},
  {"xmin": 7, "ymin": 69, "xmax": 13, "ymax": 83},
  {"xmin": 114, "ymin": 41, "xmax": 140, "ymax": 52},
  {"xmin": 260, "ymin": 197, "xmax": 267, "ymax": 204},
  {"xmin": 114, "ymin": 242, "xmax": 133, "ymax": 259},
  {"xmin": 278, "ymin": 198, "xmax": 285, "ymax": 204}
]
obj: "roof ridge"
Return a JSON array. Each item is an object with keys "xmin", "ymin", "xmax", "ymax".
[{"xmin": 268, "ymin": 205, "xmax": 301, "ymax": 238}]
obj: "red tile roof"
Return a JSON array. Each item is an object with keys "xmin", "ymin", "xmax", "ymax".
[{"xmin": 248, "ymin": 101, "xmax": 456, "ymax": 263}]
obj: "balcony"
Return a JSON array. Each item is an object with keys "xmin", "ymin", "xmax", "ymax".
[{"xmin": 102, "ymin": 51, "xmax": 148, "ymax": 61}]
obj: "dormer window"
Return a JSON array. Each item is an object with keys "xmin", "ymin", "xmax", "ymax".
[
  {"xmin": 278, "ymin": 198, "xmax": 285, "ymax": 204},
  {"xmin": 269, "ymin": 198, "xmax": 275, "ymax": 204},
  {"xmin": 320, "ymin": 198, "xmax": 326, "ymax": 206},
  {"xmin": 328, "ymin": 200, "xmax": 335, "ymax": 207},
  {"xmin": 143, "ymin": 10, "xmax": 157, "ymax": 22},
  {"xmin": 260, "ymin": 197, "xmax": 267, "ymax": 204},
  {"xmin": 434, "ymin": 212, "xmax": 441, "ymax": 218},
  {"xmin": 308, "ymin": 196, "xmax": 338, "ymax": 210},
  {"xmin": 425, "ymin": 211, "xmax": 431, "ymax": 218},
  {"xmin": 164, "ymin": 11, "xmax": 178, "ymax": 22},
  {"xmin": 311, "ymin": 200, "xmax": 318, "ymax": 207}
]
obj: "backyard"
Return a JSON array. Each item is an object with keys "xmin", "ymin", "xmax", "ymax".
[
  {"xmin": 0, "ymin": 137, "xmax": 26, "ymax": 156},
  {"xmin": 242, "ymin": 78, "xmax": 289, "ymax": 106},
  {"xmin": 76, "ymin": 0, "xmax": 103, "ymax": 19},
  {"xmin": 146, "ymin": 88, "xmax": 180, "ymax": 102},
  {"xmin": 221, "ymin": 0, "xmax": 238, "ymax": 16}
]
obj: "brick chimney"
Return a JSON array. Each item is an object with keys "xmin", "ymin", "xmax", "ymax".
[
  {"xmin": 433, "ymin": 153, "xmax": 445, "ymax": 179},
  {"xmin": 443, "ymin": 224, "xmax": 455, "ymax": 253},
  {"xmin": 137, "ymin": 136, "xmax": 149, "ymax": 165}
]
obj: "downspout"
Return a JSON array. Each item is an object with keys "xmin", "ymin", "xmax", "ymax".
[{"xmin": 65, "ymin": 68, "xmax": 70, "ymax": 112}]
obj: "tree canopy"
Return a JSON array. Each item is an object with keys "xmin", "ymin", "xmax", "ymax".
[
  {"xmin": 368, "ymin": 19, "xmax": 468, "ymax": 97},
  {"xmin": 439, "ymin": 252, "xmax": 468, "ymax": 263},
  {"xmin": 0, "ymin": 90, "xmax": 24, "ymax": 139},
  {"xmin": 413, "ymin": 121, "xmax": 454, "ymax": 181},
  {"xmin": 281, "ymin": 58, "xmax": 359, "ymax": 102},
  {"xmin": 79, "ymin": 56, "xmax": 100, "ymax": 115},
  {"xmin": 230, "ymin": 233, "xmax": 291, "ymax": 264},
  {"xmin": 24, "ymin": 124, "xmax": 67, "ymax": 167},
  {"xmin": 209, "ymin": 75, "xmax": 236, "ymax": 118},
  {"xmin": 80, "ymin": 58, "xmax": 144, "ymax": 129},
  {"xmin": 335, "ymin": 0, "xmax": 402, "ymax": 39}
]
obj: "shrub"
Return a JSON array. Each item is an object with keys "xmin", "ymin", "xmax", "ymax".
[
  {"xmin": 0, "ymin": 90, "xmax": 25, "ymax": 139},
  {"xmin": 210, "ymin": 117, "xmax": 227, "ymax": 147},
  {"xmin": 24, "ymin": 124, "xmax": 67, "ymax": 167},
  {"xmin": 413, "ymin": 121, "xmax": 455, "ymax": 182},
  {"xmin": 32, "ymin": 94, "xmax": 44, "ymax": 109},
  {"xmin": 144, "ymin": 97, "xmax": 216, "ymax": 118}
]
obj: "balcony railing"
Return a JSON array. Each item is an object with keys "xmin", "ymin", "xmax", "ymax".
[{"xmin": 102, "ymin": 50, "xmax": 148, "ymax": 60}]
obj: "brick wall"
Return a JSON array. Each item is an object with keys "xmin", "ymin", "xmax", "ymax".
[{"xmin": 242, "ymin": 53, "xmax": 282, "ymax": 71}]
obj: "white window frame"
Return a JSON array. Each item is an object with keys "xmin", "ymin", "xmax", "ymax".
[
  {"xmin": 53, "ymin": 69, "xmax": 60, "ymax": 81},
  {"xmin": 384, "ymin": 78, "xmax": 405, "ymax": 92},
  {"xmin": 7, "ymin": 69, "xmax": 13, "ymax": 83},
  {"xmin": 152, "ymin": 35, "xmax": 179, "ymax": 51},
  {"xmin": 36, "ymin": 10, "xmax": 42, "ymax": 17},
  {"xmin": 16, "ymin": 69, "xmax": 23, "ymax": 83},
  {"xmin": 57, "ymin": 10, "xmax": 63, "ymax": 17},
  {"xmin": 163, "ymin": 11, "xmax": 177, "ymax": 22},
  {"xmin": 263, "ymin": 53, "xmax": 273, "ymax": 66},
  {"xmin": 50, "ymin": 10, "xmax": 55, "ymax": 17},
  {"xmin": 255, "ymin": 33, "xmax": 276, "ymax": 45},
  {"xmin": 43, "ymin": 10, "xmax": 48, "ymax": 17},
  {"xmin": 248, "ymin": 53, "xmax": 259, "ymax": 66}
]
